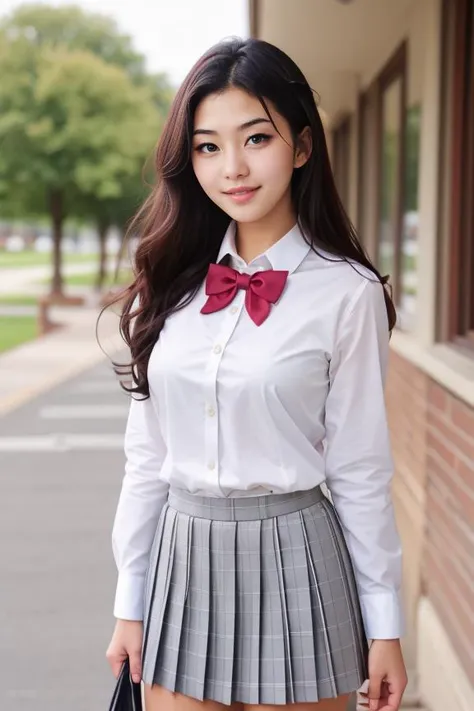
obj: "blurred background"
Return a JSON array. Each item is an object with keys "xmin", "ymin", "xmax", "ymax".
[{"xmin": 0, "ymin": 1, "xmax": 472, "ymax": 710}]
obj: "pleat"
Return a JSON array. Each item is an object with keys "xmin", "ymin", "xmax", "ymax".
[
  {"xmin": 152, "ymin": 509, "xmax": 179, "ymax": 684},
  {"xmin": 259, "ymin": 519, "xmax": 287, "ymax": 705},
  {"xmin": 155, "ymin": 513, "xmax": 191, "ymax": 690},
  {"xmin": 319, "ymin": 497, "xmax": 369, "ymax": 680},
  {"xmin": 234, "ymin": 519, "xmax": 261, "ymax": 704},
  {"xmin": 142, "ymin": 506, "xmax": 177, "ymax": 684},
  {"xmin": 142, "ymin": 502, "xmax": 169, "ymax": 662},
  {"xmin": 205, "ymin": 520, "xmax": 236, "ymax": 706},
  {"xmin": 272, "ymin": 517, "xmax": 295, "ymax": 703},
  {"xmin": 176, "ymin": 515, "xmax": 211, "ymax": 701},
  {"xmin": 278, "ymin": 511, "xmax": 319, "ymax": 703},
  {"xmin": 301, "ymin": 507, "xmax": 338, "ymax": 698}
]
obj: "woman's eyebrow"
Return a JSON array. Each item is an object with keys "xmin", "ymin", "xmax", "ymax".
[{"xmin": 193, "ymin": 117, "xmax": 272, "ymax": 136}]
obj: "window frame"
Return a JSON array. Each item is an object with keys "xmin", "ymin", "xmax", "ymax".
[
  {"xmin": 332, "ymin": 114, "xmax": 352, "ymax": 210},
  {"xmin": 438, "ymin": 0, "xmax": 474, "ymax": 350},
  {"xmin": 357, "ymin": 42, "xmax": 408, "ymax": 309}
]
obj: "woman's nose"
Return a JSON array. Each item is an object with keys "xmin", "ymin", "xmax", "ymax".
[{"xmin": 223, "ymin": 149, "xmax": 249, "ymax": 180}]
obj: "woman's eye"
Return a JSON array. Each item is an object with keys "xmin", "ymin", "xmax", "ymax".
[
  {"xmin": 247, "ymin": 133, "xmax": 271, "ymax": 146},
  {"xmin": 196, "ymin": 143, "xmax": 219, "ymax": 154}
]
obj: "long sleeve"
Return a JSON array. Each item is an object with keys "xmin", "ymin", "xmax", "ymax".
[
  {"xmin": 324, "ymin": 278, "xmax": 404, "ymax": 640},
  {"xmin": 112, "ymin": 392, "xmax": 169, "ymax": 620}
]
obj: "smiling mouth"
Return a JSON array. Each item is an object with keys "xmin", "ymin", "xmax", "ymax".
[
  {"xmin": 222, "ymin": 187, "xmax": 260, "ymax": 204},
  {"xmin": 224, "ymin": 187, "xmax": 259, "ymax": 195}
]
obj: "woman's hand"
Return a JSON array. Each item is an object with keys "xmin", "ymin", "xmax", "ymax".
[
  {"xmin": 362, "ymin": 639, "xmax": 408, "ymax": 710},
  {"xmin": 106, "ymin": 619, "xmax": 144, "ymax": 683}
]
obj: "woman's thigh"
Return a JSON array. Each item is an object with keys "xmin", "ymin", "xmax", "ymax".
[
  {"xmin": 144, "ymin": 684, "xmax": 243, "ymax": 711},
  {"xmin": 243, "ymin": 693, "xmax": 351, "ymax": 711},
  {"xmin": 144, "ymin": 685, "xmax": 351, "ymax": 711}
]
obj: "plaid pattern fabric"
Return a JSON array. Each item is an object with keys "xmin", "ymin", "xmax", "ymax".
[{"xmin": 141, "ymin": 487, "xmax": 369, "ymax": 705}]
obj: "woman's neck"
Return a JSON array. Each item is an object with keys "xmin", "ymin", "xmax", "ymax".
[{"xmin": 234, "ymin": 202, "xmax": 297, "ymax": 265}]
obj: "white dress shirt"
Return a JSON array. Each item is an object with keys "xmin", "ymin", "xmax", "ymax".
[{"xmin": 112, "ymin": 220, "xmax": 404, "ymax": 640}]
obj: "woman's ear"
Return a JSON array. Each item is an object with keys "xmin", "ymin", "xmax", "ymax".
[{"xmin": 294, "ymin": 126, "xmax": 313, "ymax": 168}]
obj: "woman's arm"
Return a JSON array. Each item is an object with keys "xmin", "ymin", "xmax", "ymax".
[
  {"xmin": 324, "ymin": 277, "xmax": 404, "ymax": 641},
  {"xmin": 112, "ymin": 392, "xmax": 169, "ymax": 621}
]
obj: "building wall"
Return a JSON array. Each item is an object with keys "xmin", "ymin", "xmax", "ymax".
[
  {"xmin": 373, "ymin": 0, "xmax": 474, "ymax": 700},
  {"xmin": 332, "ymin": 0, "xmax": 474, "ymax": 706},
  {"xmin": 424, "ymin": 383, "xmax": 474, "ymax": 683},
  {"xmin": 386, "ymin": 350, "xmax": 427, "ymax": 677},
  {"xmin": 387, "ymin": 349, "xmax": 474, "ymax": 698}
]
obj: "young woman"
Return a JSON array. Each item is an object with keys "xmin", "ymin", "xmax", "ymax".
[{"xmin": 106, "ymin": 38, "xmax": 407, "ymax": 711}]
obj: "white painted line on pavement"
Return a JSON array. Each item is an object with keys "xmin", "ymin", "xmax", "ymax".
[
  {"xmin": 0, "ymin": 433, "xmax": 124, "ymax": 452},
  {"xmin": 39, "ymin": 405, "xmax": 129, "ymax": 419}
]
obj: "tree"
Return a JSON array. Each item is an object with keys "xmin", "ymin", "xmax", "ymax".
[
  {"xmin": 0, "ymin": 40, "xmax": 161, "ymax": 294},
  {"xmin": 0, "ymin": 4, "xmax": 172, "ymax": 294},
  {"xmin": 79, "ymin": 169, "xmax": 152, "ymax": 292}
]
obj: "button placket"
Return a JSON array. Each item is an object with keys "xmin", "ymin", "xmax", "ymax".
[{"xmin": 203, "ymin": 297, "xmax": 243, "ymax": 495}]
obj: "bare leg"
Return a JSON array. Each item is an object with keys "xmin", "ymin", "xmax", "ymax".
[
  {"xmin": 244, "ymin": 693, "xmax": 351, "ymax": 711},
  {"xmin": 144, "ymin": 684, "xmax": 243, "ymax": 711}
]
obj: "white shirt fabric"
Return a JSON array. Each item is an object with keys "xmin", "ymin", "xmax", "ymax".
[{"xmin": 112, "ymin": 220, "xmax": 404, "ymax": 640}]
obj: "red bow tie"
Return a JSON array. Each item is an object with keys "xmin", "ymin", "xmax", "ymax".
[{"xmin": 200, "ymin": 263, "xmax": 289, "ymax": 326}]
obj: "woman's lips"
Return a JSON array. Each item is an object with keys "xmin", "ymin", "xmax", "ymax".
[{"xmin": 223, "ymin": 187, "xmax": 260, "ymax": 204}]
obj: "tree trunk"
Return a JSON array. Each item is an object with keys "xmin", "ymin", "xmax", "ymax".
[
  {"xmin": 96, "ymin": 220, "xmax": 109, "ymax": 292},
  {"xmin": 50, "ymin": 189, "xmax": 64, "ymax": 296}
]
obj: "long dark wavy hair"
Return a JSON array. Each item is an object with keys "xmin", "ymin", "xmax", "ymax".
[{"xmin": 109, "ymin": 37, "xmax": 396, "ymax": 398}]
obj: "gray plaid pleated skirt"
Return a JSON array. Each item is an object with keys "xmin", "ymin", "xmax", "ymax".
[{"xmin": 141, "ymin": 486, "xmax": 369, "ymax": 706}]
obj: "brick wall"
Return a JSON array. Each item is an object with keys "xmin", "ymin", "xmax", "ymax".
[
  {"xmin": 386, "ymin": 351, "xmax": 428, "ymax": 673},
  {"xmin": 425, "ymin": 381, "xmax": 474, "ymax": 684},
  {"xmin": 386, "ymin": 350, "xmax": 474, "ymax": 685},
  {"xmin": 387, "ymin": 351, "xmax": 428, "ymax": 505}
]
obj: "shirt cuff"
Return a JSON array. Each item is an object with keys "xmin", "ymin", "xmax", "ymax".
[
  {"xmin": 113, "ymin": 572, "xmax": 146, "ymax": 621},
  {"xmin": 359, "ymin": 592, "xmax": 405, "ymax": 640}
]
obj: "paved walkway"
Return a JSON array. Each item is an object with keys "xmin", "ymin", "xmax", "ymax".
[
  {"xmin": 0, "ymin": 304, "xmax": 125, "ymax": 416},
  {"xmin": 0, "ymin": 358, "xmax": 128, "ymax": 711}
]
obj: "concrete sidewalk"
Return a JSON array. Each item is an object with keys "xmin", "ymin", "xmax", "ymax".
[{"xmin": 0, "ymin": 303, "xmax": 126, "ymax": 416}]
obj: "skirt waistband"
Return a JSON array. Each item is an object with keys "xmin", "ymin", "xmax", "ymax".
[{"xmin": 167, "ymin": 486, "xmax": 325, "ymax": 521}]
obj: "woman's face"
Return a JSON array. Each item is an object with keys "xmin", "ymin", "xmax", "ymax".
[{"xmin": 191, "ymin": 87, "xmax": 310, "ymax": 225}]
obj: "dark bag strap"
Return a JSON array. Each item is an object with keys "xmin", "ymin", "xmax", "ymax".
[{"xmin": 108, "ymin": 657, "xmax": 143, "ymax": 711}]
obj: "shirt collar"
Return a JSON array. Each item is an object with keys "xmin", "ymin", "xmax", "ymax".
[{"xmin": 217, "ymin": 220, "xmax": 311, "ymax": 275}]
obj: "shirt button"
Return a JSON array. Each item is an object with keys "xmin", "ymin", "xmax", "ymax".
[
  {"xmin": 207, "ymin": 407, "xmax": 215, "ymax": 417},
  {"xmin": 230, "ymin": 306, "xmax": 238, "ymax": 314},
  {"xmin": 213, "ymin": 344, "xmax": 222, "ymax": 354},
  {"xmin": 207, "ymin": 461, "xmax": 216, "ymax": 470}
]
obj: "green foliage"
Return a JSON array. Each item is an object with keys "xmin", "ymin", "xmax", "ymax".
[
  {"xmin": 0, "ymin": 40, "xmax": 161, "ymax": 204},
  {"xmin": 0, "ymin": 2, "xmax": 172, "ymax": 213}
]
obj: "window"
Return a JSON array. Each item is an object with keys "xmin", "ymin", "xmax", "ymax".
[
  {"xmin": 379, "ymin": 74, "xmax": 404, "ymax": 287},
  {"xmin": 357, "ymin": 43, "xmax": 420, "ymax": 330},
  {"xmin": 438, "ymin": 0, "xmax": 474, "ymax": 347},
  {"xmin": 400, "ymin": 105, "xmax": 421, "ymax": 330}
]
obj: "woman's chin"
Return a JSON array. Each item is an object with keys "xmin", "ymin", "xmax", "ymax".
[{"xmin": 219, "ymin": 201, "xmax": 273, "ymax": 224}]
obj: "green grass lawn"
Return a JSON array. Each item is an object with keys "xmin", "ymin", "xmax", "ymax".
[
  {"xmin": 40, "ymin": 270, "xmax": 132, "ymax": 288},
  {"xmin": 0, "ymin": 294, "xmax": 39, "ymax": 306},
  {"xmin": 0, "ymin": 251, "xmax": 99, "ymax": 268},
  {"xmin": 0, "ymin": 316, "xmax": 38, "ymax": 353}
]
